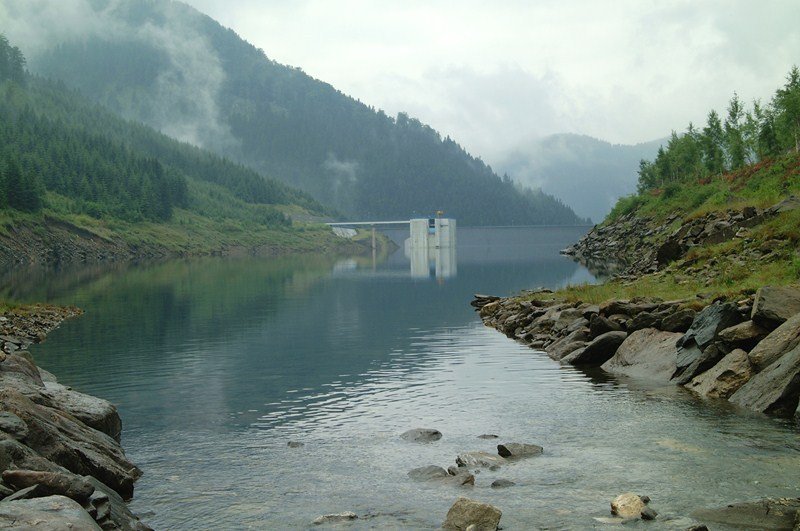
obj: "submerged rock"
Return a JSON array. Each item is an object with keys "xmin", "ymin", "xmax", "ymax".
[
  {"xmin": 400, "ymin": 428, "xmax": 442, "ymax": 443},
  {"xmin": 455, "ymin": 452, "xmax": 506, "ymax": 468},
  {"xmin": 477, "ymin": 434, "xmax": 498, "ymax": 440},
  {"xmin": 408, "ymin": 465, "xmax": 449, "ymax": 481},
  {"xmin": 287, "ymin": 441, "xmax": 304, "ymax": 448},
  {"xmin": 496, "ymin": 443, "xmax": 543, "ymax": 459},
  {"xmin": 490, "ymin": 479, "xmax": 515, "ymax": 488},
  {"xmin": 313, "ymin": 512, "xmax": 358, "ymax": 525},
  {"xmin": 442, "ymin": 497, "xmax": 502, "ymax": 530},
  {"xmin": 690, "ymin": 497, "xmax": 800, "ymax": 530}
]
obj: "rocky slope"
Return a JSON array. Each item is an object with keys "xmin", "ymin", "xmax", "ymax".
[{"xmin": 0, "ymin": 305, "xmax": 150, "ymax": 529}]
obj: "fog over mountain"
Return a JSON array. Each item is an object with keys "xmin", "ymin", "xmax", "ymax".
[
  {"xmin": 497, "ymin": 135, "xmax": 665, "ymax": 222},
  {"xmin": 2, "ymin": 0, "xmax": 587, "ymax": 225}
]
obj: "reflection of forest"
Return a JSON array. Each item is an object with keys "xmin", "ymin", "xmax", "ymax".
[{"xmin": 23, "ymin": 227, "xmax": 595, "ymax": 432}]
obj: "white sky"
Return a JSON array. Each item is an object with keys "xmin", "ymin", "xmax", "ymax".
[{"xmin": 141, "ymin": 1, "xmax": 800, "ymax": 160}]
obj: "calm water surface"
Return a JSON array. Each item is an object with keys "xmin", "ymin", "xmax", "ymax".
[{"xmin": 7, "ymin": 227, "xmax": 800, "ymax": 529}]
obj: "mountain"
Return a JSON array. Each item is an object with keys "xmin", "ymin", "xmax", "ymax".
[
  {"xmin": 0, "ymin": 33, "xmax": 374, "ymax": 264},
  {"xmin": 496, "ymin": 134, "xmax": 664, "ymax": 223},
  {"xmin": 5, "ymin": 0, "xmax": 587, "ymax": 226}
]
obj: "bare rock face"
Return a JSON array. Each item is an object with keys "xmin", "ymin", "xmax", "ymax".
[
  {"xmin": 0, "ymin": 388, "xmax": 141, "ymax": 500},
  {"xmin": 748, "ymin": 312, "xmax": 800, "ymax": 371},
  {"xmin": 686, "ymin": 349, "xmax": 754, "ymax": 399},
  {"xmin": 601, "ymin": 328, "xmax": 682, "ymax": 382},
  {"xmin": 730, "ymin": 344, "xmax": 800, "ymax": 416},
  {"xmin": 0, "ymin": 495, "xmax": 101, "ymax": 530},
  {"xmin": 442, "ymin": 497, "xmax": 502, "ymax": 530},
  {"xmin": 752, "ymin": 286, "xmax": 800, "ymax": 329}
]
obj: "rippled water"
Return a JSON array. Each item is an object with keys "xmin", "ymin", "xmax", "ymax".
[{"xmin": 8, "ymin": 227, "xmax": 800, "ymax": 529}]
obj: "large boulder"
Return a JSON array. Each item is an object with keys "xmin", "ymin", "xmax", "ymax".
[
  {"xmin": 400, "ymin": 428, "xmax": 442, "ymax": 443},
  {"xmin": 660, "ymin": 308, "xmax": 697, "ymax": 333},
  {"xmin": 718, "ymin": 321, "xmax": 768, "ymax": 350},
  {"xmin": 0, "ymin": 495, "xmax": 101, "ymax": 530},
  {"xmin": 83, "ymin": 476, "xmax": 152, "ymax": 531},
  {"xmin": 0, "ymin": 388, "xmax": 141, "ymax": 500},
  {"xmin": 545, "ymin": 329, "xmax": 590, "ymax": 361},
  {"xmin": 748, "ymin": 312, "xmax": 800, "ymax": 371},
  {"xmin": 408, "ymin": 465, "xmax": 449, "ymax": 481},
  {"xmin": 36, "ymin": 382, "xmax": 123, "ymax": 442},
  {"xmin": 729, "ymin": 344, "xmax": 800, "ymax": 416},
  {"xmin": 751, "ymin": 286, "xmax": 800, "ymax": 329},
  {"xmin": 610, "ymin": 493, "xmax": 656, "ymax": 520},
  {"xmin": 686, "ymin": 349, "xmax": 753, "ymax": 399},
  {"xmin": 691, "ymin": 497, "xmax": 800, "ymax": 530},
  {"xmin": 561, "ymin": 331, "xmax": 627, "ymax": 366},
  {"xmin": 673, "ymin": 342, "xmax": 728, "ymax": 385},
  {"xmin": 601, "ymin": 328, "xmax": 682, "ymax": 382},
  {"xmin": 589, "ymin": 314, "xmax": 623, "ymax": 338},
  {"xmin": 678, "ymin": 302, "xmax": 743, "ymax": 351},
  {"xmin": 442, "ymin": 497, "xmax": 502, "ymax": 530}
]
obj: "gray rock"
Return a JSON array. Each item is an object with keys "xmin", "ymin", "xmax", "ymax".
[
  {"xmin": 691, "ymin": 497, "xmax": 800, "ymax": 530},
  {"xmin": 0, "ymin": 438, "xmax": 68, "ymax": 476},
  {"xmin": 83, "ymin": 476, "xmax": 152, "ymax": 530},
  {"xmin": 767, "ymin": 195, "xmax": 800, "ymax": 214},
  {"xmin": 0, "ymin": 411, "xmax": 28, "ymax": 440},
  {"xmin": 477, "ymin": 434, "xmax": 498, "ymax": 440},
  {"xmin": 678, "ymin": 302, "xmax": 743, "ymax": 351},
  {"xmin": 562, "ymin": 331, "xmax": 627, "ymax": 366},
  {"xmin": 687, "ymin": 349, "xmax": 753, "ymax": 399},
  {"xmin": 496, "ymin": 443, "xmax": 543, "ymax": 458},
  {"xmin": 730, "ymin": 343, "xmax": 800, "ymax": 416},
  {"xmin": 660, "ymin": 308, "xmax": 697, "ymax": 333},
  {"xmin": 589, "ymin": 314, "xmax": 623, "ymax": 338},
  {"xmin": 627, "ymin": 312, "xmax": 661, "ymax": 332},
  {"xmin": 545, "ymin": 328, "xmax": 591, "ymax": 360},
  {"xmin": 400, "ymin": 428, "xmax": 442, "ymax": 443},
  {"xmin": 611, "ymin": 492, "xmax": 655, "ymax": 520},
  {"xmin": 601, "ymin": 328, "xmax": 682, "ymax": 382},
  {"xmin": 0, "ymin": 352, "xmax": 45, "ymax": 388},
  {"xmin": 718, "ymin": 320, "xmax": 768, "ymax": 349},
  {"xmin": 0, "ymin": 495, "xmax": 101, "ymax": 530},
  {"xmin": 490, "ymin": 479, "xmax": 515, "ymax": 488},
  {"xmin": 673, "ymin": 342, "xmax": 728, "ymax": 385},
  {"xmin": 37, "ymin": 382, "xmax": 123, "ymax": 442},
  {"xmin": 455, "ymin": 452, "xmax": 506, "ymax": 468},
  {"xmin": 748, "ymin": 312, "xmax": 800, "ymax": 371},
  {"xmin": 2, "ymin": 469, "xmax": 95, "ymax": 502},
  {"xmin": 3, "ymin": 484, "xmax": 40, "ymax": 502},
  {"xmin": 287, "ymin": 441, "xmax": 304, "ymax": 448},
  {"xmin": 442, "ymin": 497, "xmax": 502, "ymax": 530},
  {"xmin": 408, "ymin": 465, "xmax": 449, "ymax": 481},
  {"xmin": 752, "ymin": 286, "xmax": 800, "ymax": 328},
  {"xmin": 0, "ymin": 388, "xmax": 141, "ymax": 500},
  {"xmin": 313, "ymin": 512, "xmax": 358, "ymax": 525}
]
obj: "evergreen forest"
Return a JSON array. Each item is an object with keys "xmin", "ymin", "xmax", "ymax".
[{"xmin": 27, "ymin": 0, "xmax": 587, "ymax": 226}]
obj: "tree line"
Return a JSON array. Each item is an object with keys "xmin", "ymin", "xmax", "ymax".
[
  {"xmin": 0, "ymin": 33, "xmax": 322, "ymax": 225},
  {"xmin": 637, "ymin": 66, "xmax": 800, "ymax": 192}
]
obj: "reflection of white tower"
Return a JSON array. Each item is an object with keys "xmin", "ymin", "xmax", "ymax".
[{"xmin": 405, "ymin": 218, "xmax": 457, "ymax": 279}]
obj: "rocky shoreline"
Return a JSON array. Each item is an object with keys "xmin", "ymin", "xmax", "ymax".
[
  {"xmin": 474, "ymin": 283, "xmax": 800, "ymax": 420},
  {"xmin": 0, "ymin": 305, "xmax": 150, "ymax": 529}
]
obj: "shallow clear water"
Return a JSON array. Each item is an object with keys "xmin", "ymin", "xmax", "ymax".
[{"xmin": 8, "ymin": 226, "xmax": 800, "ymax": 529}]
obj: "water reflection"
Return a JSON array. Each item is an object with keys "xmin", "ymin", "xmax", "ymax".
[{"xmin": 11, "ymin": 226, "xmax": 799, "ymax": 529}]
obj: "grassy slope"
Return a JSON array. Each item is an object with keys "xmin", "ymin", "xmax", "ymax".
[{"xmin": 539, "ymin": 151, "xmax": 800, "ymax": 304}]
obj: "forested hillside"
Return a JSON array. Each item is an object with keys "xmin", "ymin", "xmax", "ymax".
[
  {"xmin": 0, "ymin": 34, "xmax": 325, "ymax": 229},
  {"xmin": 17, "ymin": 0, "xmax": 586, "ymax": 225}
]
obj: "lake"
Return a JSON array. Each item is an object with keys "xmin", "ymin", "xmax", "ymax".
[{"xmin": 9, "ymin": 226, "xmax": 800, "ymax": 529}]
